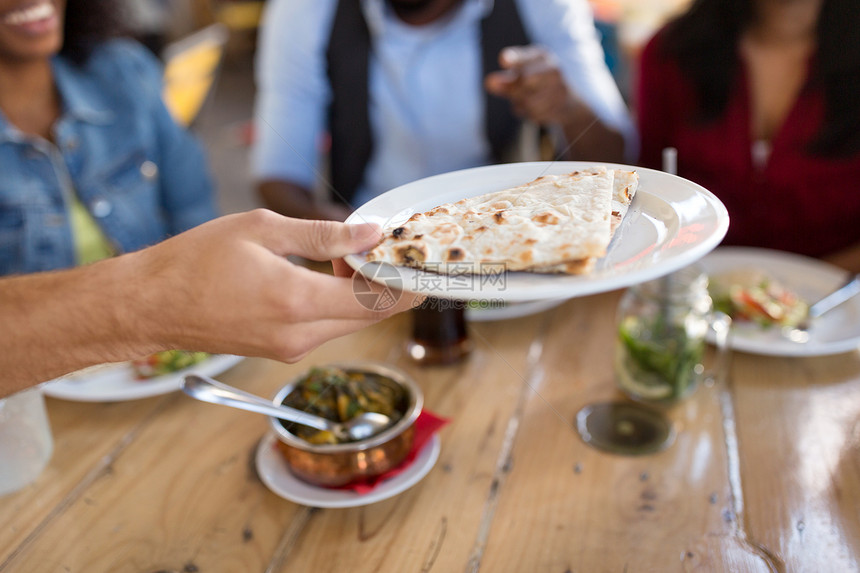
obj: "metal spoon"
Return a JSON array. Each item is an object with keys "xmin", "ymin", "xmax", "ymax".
[
  {"xmin": 783, "ymin": 273, "xmax": 860, "ymax": 343},
  {"xmin": 181, "ymin": 374, "xmax": 392, "ymax": 441}
]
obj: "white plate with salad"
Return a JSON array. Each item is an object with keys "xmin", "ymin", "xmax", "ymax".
[
  {"xmin": 43, "ymin": 352, "xmax": 244, "ymax": 402},
  {"xmin": 700, "ymin": 247, "xmax": 860, "ymax": 357}
]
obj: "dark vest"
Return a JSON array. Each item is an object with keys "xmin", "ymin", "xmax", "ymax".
[{"xmin": 325, "ymin": 0, "xmax": 530, "ymax": 205}]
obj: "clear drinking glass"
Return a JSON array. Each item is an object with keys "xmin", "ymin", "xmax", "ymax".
[
  {"xmin": 615, "ymin": 265, "xmax": 730, "ymax": 403},
  {"xmin": 0, "ymin": 388, "xmax": 54, "ymax": 496},
  {"xmin": 576, "ymin": 265, "xmax": 731, "ymax": 455}
]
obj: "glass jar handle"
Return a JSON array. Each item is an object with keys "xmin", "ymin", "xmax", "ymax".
[{"xmin": 705, "ymin": 311, "xmax": 733, "ymax": 385}]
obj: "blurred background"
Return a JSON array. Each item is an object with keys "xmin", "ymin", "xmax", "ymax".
[{"xmin": 138, "ymin": 0, "xmax": 692, "ymax": 216}]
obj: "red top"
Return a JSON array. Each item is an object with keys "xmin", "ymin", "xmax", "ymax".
[{"xmin": 636, "ymin": 32, "xmax": 860, "ymax": 257}]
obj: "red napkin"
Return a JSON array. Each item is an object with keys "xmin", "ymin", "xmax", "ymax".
[{"xmin": 338, "ymin": 409, "xmax": 449, "ymax": 495}]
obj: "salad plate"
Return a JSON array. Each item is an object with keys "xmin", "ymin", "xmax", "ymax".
[
  {"xmin": 255, "ymin": 432, "xmax": 440, "ymax": 508},
  {"xmin": 345, "ymin": 162, "xmax": 729, "ymax": 302},
  {"xmin": 43, "ymin": 354, "xmax": 244, "ymax": 402},
  {"xmin": 700, "ymin": 247, "xmax": 860, "ymax": 357}
]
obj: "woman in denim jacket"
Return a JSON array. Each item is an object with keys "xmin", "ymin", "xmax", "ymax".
[{"xmin": 0, "ymin": 0, "xmax": 218, "ymax": 275}]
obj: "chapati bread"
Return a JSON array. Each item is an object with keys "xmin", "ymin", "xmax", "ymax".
[
  {"xmin": 531, "ymin": 168, "xmax": 639, "ymax": 273},
  {"xmin": 610, "ymin": 169, "xmax": 638, "ymax": 233},
  {"xmin": 367, "ymin": 168, "xmax": 638, "ymax": 275}
]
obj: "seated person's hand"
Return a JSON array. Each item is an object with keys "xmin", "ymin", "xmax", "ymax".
[{"xmin": 485, "ymin": 45, "xmax": 581, "ymax": 128}]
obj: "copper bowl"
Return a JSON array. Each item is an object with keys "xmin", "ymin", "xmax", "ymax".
[{"xmin": 268, "ymin": 362, "xmax": 423, "ymax": 487}]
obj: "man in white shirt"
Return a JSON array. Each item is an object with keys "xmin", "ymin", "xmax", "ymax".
[{"xmin": 254, "ymin": 0, "xmax": 635, "ymax": 220}]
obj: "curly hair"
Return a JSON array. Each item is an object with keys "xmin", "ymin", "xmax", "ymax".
[
  {"xmin": 60, "ymin": 0, "xmax": 126, "ymax": 64},
  {"xmin": 660, "ymin": 0, "xmax": 860, "ymax": 157}
]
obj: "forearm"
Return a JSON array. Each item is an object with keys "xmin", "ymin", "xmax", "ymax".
[
  {"xmin": 557, "ymin": 98, "xmax": 626, "ymax": 163},
  {"xmin": 0, "ymin": 254, "xmax": 162, "ymax": 396},
  {"xmin": 824, "ymin": 242, "xmax": 860, "ymax": 273},
  {"xmin": 258, "ymin": 180, "xmax": 351, "ymax": 221},
  {"xmin": 0, "ymin": 211, "xmax": 415, "ymax": 396},
  {"xmin": 484, "ymin": 45, "xmax": 628, "ymax": 164}
]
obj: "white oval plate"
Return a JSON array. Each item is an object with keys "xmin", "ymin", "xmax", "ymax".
[
  {"xmin": 255, "ymin": 432, "xmax": 440, "ymax": 508},
  {"xmin": 43, "ymin": 354, "xmax": 244, "ymax": 402},
  {"xmin": 466, "ymin": 298, "xmax": 569, "ymax": 322},
  {"xmin": 345, "ymin": 162, "xmax": 729, "ymax": 302},
  {"xmin": 700, "ymin": 247, "xmax": 860, "ymax": 357}
]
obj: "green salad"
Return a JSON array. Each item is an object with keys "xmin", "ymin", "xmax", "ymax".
[
  {"xmin": 709, "ymin": 270, "xmax": 807, "ymax": 328},
  {"xmin": 131, "ymin": 350, "xmax": 210, "ymax": 379}
]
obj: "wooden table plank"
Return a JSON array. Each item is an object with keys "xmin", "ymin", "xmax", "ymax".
[
  {"xmin": 0, "ymin": 318, "xmax": 404, "ymax": 572},
  {"xmin": 1, "ymin": 358, "xmax": 296, "ymax": 572},
  {"xmin": 0, "ymin": 394, "xmax": 171, "ymax": 564},
  {"xmin": 479, "ymin": 293, "xmax": 775, "ymax": 572},
  {"xmin": 731, "ymin": 351, "xmax": 860, "ymax": 573},
  {"xmin": 269, "ymin": 311, "xmax": 549, "ymax": 572},
  {"xmin": 2, "ymin": 311, "xmax": 545, "ymax": 572},
  {"xmin": 2, "ymin": 293, "xmax": 858, "ymax": 573}
]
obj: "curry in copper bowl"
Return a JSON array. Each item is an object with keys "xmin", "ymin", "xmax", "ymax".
[{"xmin": 269, "ymin": 362, "xmax": 423, "ymax": 487}]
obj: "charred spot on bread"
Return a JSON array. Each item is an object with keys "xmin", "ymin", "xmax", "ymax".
[
  {"xmin": 446, "ymin": 247, "xmax": 465, "ymax": 262},
  {"xmin": 621, "ymin": 185, "xmax": 632, "ymax": 201},
  {"xmin": 395, "ymin": 243, "xmax": 427, "ymax": 265},
  {"xmin": 561, "ymin": 259, "xmax": 593, "ymax": 274},
  {"xmin": 429, "ymin": 205, "xmax": 450, "ymax": 215},
  {"xmin": 493, "ymin": 211, "xmax": 506, "ymax": 223},
  {"xmin": 392, "ymin": 227, "xmax": 405, "ymax": 238},
  {"xmin": 475, "ymin": 226, "xmax": 488, "ymax": 233},
  {"xmin": 532, "ymin": 212, "xmax": 559, "ymax": 225}
]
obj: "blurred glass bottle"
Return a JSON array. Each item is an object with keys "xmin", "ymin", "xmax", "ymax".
[
  {"xmin": 0, "ymin": 388, "xmax": 53, "ymax": 497},
  {"xmin": 407, "ymin": 297, "xmax": 472, "ymax": 366}
]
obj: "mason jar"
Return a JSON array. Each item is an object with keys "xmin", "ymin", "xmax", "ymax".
[{"xmin": 615, "ymin": 265, "xmax": 730, "ymax": 404}]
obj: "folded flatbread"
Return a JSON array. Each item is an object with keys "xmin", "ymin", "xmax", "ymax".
[{"xmin": 367, "ymin": 168, "xmax": 638, "ymax": 275}]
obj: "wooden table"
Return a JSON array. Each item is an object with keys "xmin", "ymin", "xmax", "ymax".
[{"xmin": 2, "ymin": 291, "xmax": 859, "ymax": 572}]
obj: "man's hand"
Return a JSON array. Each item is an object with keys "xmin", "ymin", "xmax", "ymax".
[
  {"xmin": 824, "ymin": 241, "xmax": 860, "ymax": 273},
  {"xmin": 132, "ymin": 210, "xmax": 419, "ymax": 363},
  {"xmin": 485, "ymin": 45, "xmax": 625, "ymax": 162},
  {"xmin": 485, "ymin": 46, "xmax": 581, "ymax": 127}
]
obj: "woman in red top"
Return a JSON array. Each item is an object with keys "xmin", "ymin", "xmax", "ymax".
[{"xmin": 637, "ymin": 0, "xmax": 860, "ymax": 270}]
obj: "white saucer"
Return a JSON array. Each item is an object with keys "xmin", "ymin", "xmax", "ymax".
[
  {"xmin": 43, "ymin": 354, "xmax": 244, "ymax": 402},
  {"xmin": 466, "ymin": 298, "xmax": 569, "ymax": 322},
  {"xmin": 255, "ymin": 432, "xmax": 441, "ymax": 508}
]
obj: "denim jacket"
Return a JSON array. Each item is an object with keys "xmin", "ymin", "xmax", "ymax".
[{"xmin": 0, "ymin": 39, "xmax": 218, "ymax": 275}]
